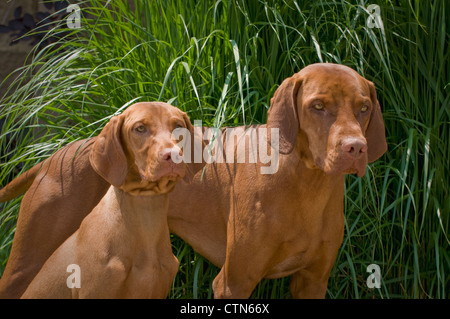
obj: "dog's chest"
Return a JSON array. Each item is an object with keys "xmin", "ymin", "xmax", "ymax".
[
  {"xmin": 261, "ymin": 191, "xmax": 345, "ymax": 280},
  {"xmin": 120, "ymin": 253, "xmax": 179, "ymax": 298},
  {"xmin": 87, "ymin": 187, "xmax": 178, "ymax": 298},
  {"xmin": 264, "ymin": 238, "xmax": 340, "ymax": 280}
]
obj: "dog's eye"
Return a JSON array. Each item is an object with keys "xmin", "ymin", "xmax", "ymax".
[
  {"xmin": 361, "ymin": 105, "xmax": 369, "ymax": 112},
  {"xmin": 175, "ymin": 122, "xmax": 185, "ymax": 129},
  {"xmin": 313, "ymin": 103, "xmax": 325, "ymax": 111},
  {"xmin": 135, "ymin": 125, "xmax": 147, "ymax": 133}
]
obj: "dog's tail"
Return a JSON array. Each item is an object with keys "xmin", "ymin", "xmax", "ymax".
[{"xmin": 0, "ymin": 163, "xmax": 43, "ymax": 203}]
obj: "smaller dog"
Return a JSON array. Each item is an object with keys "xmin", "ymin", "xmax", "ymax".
[{"xmin": 21, "ymin": 102, "xmax": 193, "ymax": 298}]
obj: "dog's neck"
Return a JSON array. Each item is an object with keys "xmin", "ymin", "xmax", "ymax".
[
  {"xmin": 108, "ymin": 186, "xmax": 169, "ymax": 238},
  {"xmin": 276, "ymin": 130, "xmax": 345, "ymax": 199}
]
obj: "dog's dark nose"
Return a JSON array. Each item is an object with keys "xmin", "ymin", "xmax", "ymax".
[
  {"xmin": 161, "ymin": 149, "xmax": 172, "ymax": 162},
  {"xmin": 341, "ymin": 138, "xmax": 368, "ymax": 159},
  {"xmin": 161, "ymin": 147, "xmax": 183, "ymax": 163}
]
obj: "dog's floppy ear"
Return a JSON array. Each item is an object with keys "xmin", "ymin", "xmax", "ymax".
[
  {"xmin": 266, "ymin": 74, "xmax": 302, "ymax": 154},
  {"xmin": 180, "ymin": 111, "xmax": 206, "ymax": 183},
  {"xmin": 366, "ymin": 80, "xmax": 388, "ymax": 163},
  {"xmin": 89, "ymin": 115, "xmax": 128, "ymax": 186}
]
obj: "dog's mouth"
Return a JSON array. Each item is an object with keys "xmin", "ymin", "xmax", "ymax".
[
  {"xmin": 340, "ymin": 162, "xmax": 367, "ymax": 177},
  {"xmin": 121, "ymin": 164, "xmax": 186, "ymax": 196},
  {"xmin": 139, "ymin": 164, "xmax": 186, "ymax": 183},
  {"xmin": 321, "ymin": 154, "xmax": 368, "ymax": 177},
  {"xmin": 122, "ymin": 175, "xmax": 180, "ymax": 196}
]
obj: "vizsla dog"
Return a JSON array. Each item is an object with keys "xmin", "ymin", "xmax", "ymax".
[
  {"xmin": 0, "ymin": 63, "xmax": 387, "ymax": 299},
  {"xmin": 168, "ymin": 63, "xmax": 387, "ymax": 298},
  {"xmin": 17, "ymin": 102, "xmax": 198, "ymax": 298}
]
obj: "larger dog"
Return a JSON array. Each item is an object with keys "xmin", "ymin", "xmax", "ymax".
[{"xmin": 0, "ymin": 63, "xmax": 387, "ymax": 298}]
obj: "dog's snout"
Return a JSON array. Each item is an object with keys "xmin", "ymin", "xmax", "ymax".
[
  {"xmin": 341, "ymin": 138, "xmax": 367, "ymax": 158},
  {"xmin": 160, "ymin": 147, "xmax": 183, "ymax": 164},
  {"xmin": 161, "ymin": 149, "xmax": 172, "ymax": 162}
]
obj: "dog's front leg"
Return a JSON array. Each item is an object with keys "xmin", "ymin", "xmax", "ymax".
[
  {"xmin": 289, "ymin": 242, "xmax": 341, "ymax": 299},
  {"xmin": 212, "ymin": 256, "xmax": 265, "ymax": 299},
  {"xmin": 211, "ymin": 214, "xmax": 276, "ymax": 299}
]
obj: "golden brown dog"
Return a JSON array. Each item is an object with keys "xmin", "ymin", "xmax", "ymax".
[
  {"xmin": 14, "ymin": 102, "xmax": 198, "ymax": 298},
  {"xmin": 168, "ymin": 63, "xmax": 387, "ymax": 298},
  {"xmin": 0, "ymin": 63, "xmax": 387, "ymax": 298}
]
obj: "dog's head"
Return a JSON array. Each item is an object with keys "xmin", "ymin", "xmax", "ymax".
[
  {"xmin": 90, "ymin": 102, "xmax": 202, "ymax": 195},
  {"xmin": 267, "ymin": 63, "xmax": 387, "ymax": 177}
]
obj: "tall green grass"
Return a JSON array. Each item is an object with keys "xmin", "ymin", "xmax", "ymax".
[{"xmin": 0, "ymin": 0, "xmax": 448, "ymax": 298}]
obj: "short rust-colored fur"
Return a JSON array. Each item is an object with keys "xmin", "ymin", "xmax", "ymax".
[
  {"xmin": 0, "ymin": 64, "xmax": 387, "ymax": 298},
  {"xmin": 169, "ymin": 63, "xmax": 387, "ymax": 298},
  {"xmin": 21, "ymin": 102, "xmax": 196, "ymax": 298}
]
